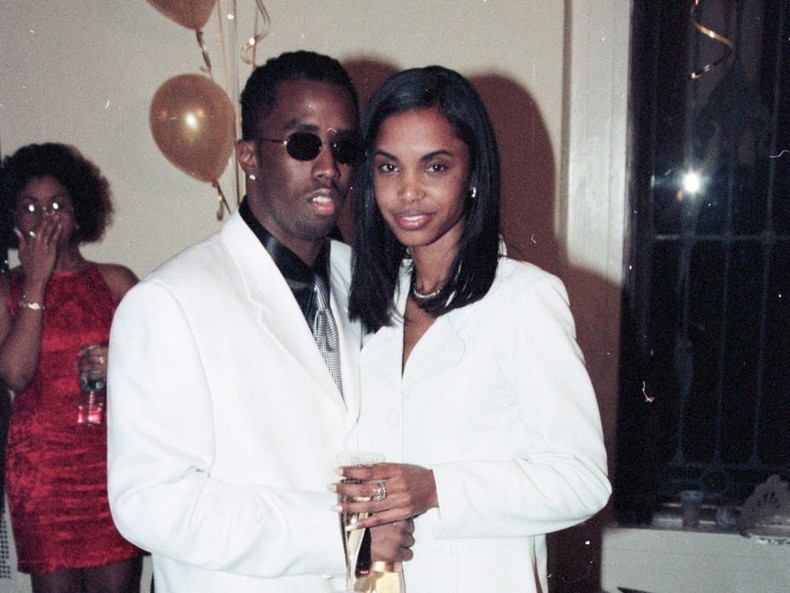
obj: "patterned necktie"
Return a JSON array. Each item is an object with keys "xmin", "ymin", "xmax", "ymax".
[{"xmin": 312, "ymin": 275, "xmax": 343, "ymax": 396}]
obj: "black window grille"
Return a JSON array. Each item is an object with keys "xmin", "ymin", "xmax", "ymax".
[{"xmin": 616, "ymin": 0, "xmax": 789, "ymax": 523}]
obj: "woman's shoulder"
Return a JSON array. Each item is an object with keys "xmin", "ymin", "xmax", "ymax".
[
  {"xmin": 93, "ymin": 262, "xmax": 139, "ymax": 300},
  {"xmin": 329, "ymin": 239, "xmax": 353, "ymax": 282},
  {"xmin": 330, "ymin": 239, "xmax": 352, "ymax": 264},
  {"xmin": 494, "ymin": 258, "xmax": 566, "ymax": 295}
]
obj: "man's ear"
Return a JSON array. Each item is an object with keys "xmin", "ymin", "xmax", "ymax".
[{"xmin": 236, "ymin": 139, "xmax": 258, "ymax": 176}]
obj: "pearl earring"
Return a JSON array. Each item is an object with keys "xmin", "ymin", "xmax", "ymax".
[
  {"xmin": 469, "ymin": 186, "xmax": 477, "ymax": 199},
  {"xmin": 249, "ymin": 174, "xmax": 257, "ymax": 181}
]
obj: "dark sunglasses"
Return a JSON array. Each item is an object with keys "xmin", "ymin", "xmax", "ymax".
[{"xmin": 258, "ymin": 131, "xmax": 366, "ymax": 166}]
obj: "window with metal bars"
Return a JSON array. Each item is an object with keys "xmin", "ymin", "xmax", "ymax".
[{"xmin": 616, "ymin": 0, "xmax": 789, "ymax": 523}]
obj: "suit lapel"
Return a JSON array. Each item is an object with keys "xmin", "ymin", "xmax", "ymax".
[
  {"xmin": 402, "ymin": 315, "xmax": 464, "ymax": 393},
  {"xmin": 219, "ymin": 214, "xmax": 349, "ymax": 410},
  {"xmin": 329, "ymin": 242, "xmax": 362, "ymax": 427},
  {"xmin": 361, "ymin": 269, "xmax": 465, "ymax": 397}
]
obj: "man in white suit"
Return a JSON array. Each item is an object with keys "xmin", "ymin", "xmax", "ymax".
[{"xmin": 106, "ymin": 51, "xmax": 413, "ymax": 593}]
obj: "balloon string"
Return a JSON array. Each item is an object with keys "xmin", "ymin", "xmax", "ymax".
[
  {"xmin": 689, "ymin": 0, "xmax": 734, "ymax": 80},
  {"xmin": 215, "ymin": 0, "xmax": 229, "ymax": 92},
  {"xmin": 212, "ymin": 181, "xmax": 232, "ymax": 220},
  {"xmin": 241, "ymin": 0, "xmax": 271, "ymax": 66},
  {"xmin": 196, "ymin": 30, "xmax": 213, "ymax": 76},
  {"xmin": 220, "ymin": 0, "xmax": 242, "ymax": 206}
]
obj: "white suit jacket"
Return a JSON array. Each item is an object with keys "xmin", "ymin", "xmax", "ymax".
[
  {"xmin": 356, "ymin": 258, "xmax": 611, "ymax": 593},
  {"xmin": 107, "ymin": 211, "xmax": 360, "ymax": 593}
]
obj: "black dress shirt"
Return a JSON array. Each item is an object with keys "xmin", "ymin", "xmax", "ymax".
[{"xmin": 239, "ymin": 199, "xmax": 329, "ymax": 328}]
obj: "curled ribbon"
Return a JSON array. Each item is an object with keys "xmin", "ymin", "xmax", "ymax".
[
  {"xmin": 212, "ymin": 181, "xmax": 232, "ymax": 220},
  {"xmin": 241, "ymin": 0, "xmax": 271, "ymax": 66},
  {"xmin": 689, "ymin": 0, "xmax": 734, "ymax": 80},
  {"xmin": 196, "ymin": 30, "xmax": 213, "ymax": 75}
]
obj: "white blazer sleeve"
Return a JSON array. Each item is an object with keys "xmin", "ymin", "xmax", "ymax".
[{"xmin": 431, "ymin": 271, "xmax": 611, "ymax": 538}]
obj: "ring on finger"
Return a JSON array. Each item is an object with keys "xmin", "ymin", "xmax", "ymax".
[{"xmin": 372, "ymin": 479, "xmax": 387, "ymax": 502}]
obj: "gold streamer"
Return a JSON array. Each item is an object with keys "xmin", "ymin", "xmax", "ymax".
[
  {"xmin": 213, "ymin": 181, "xmax": 232, "ymax": 220},
  {"xmin": 215, "ymin": 0, "xmax": 229, "ymax": 90},
  {"xmin": 193, "ymin": 1, "xmax": 272, "ymax": 216},
  {"xmin": 241, "ymin": 0, "xmax": 271, "ymax": 66},
  {"xmin": 689, "ymin": 0, "xmax": 734, "ymax": 80},
  {"xmin": 196, "ymin": 30, "xmax": 213, "ymax": 76},
  {"xmin": 222, "ymin": 0, "xmax": 242, "ymax": 206}
]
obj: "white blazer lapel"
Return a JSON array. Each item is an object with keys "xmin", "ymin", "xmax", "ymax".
[
  {"xmin": 402, "ymin": 315, "xmax": 465, "ymax": 393},
  {"xmin": 329, "ymin": 243, "xmax": 361, "ymax": 425},
  {"xmin": 362, "ymin": 269, "xmax": 466, "ymax": 395},
  {"xmin": 220, "ymin": 214, "xmax": 346, "ymax": 408}
]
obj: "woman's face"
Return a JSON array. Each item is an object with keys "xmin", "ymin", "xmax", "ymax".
[
  {"xmin": 372, "ymin": 106, "xmax": 471, "ymax": 254},
  {"xmin": 15, "ymin": 175, "xmax": 77, "ymax": 247}
]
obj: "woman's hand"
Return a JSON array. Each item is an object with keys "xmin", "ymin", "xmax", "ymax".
[
  {"xmin": 77, "ymin": 344, "xmax": 108, "ymax": 382},
  {"xmin": 16, "ymin": 213, "xmax": 65, "ymax": 296},
  {"xmin": 0, "ymin": 215, "xmax": 65, "ymax": 391},
  {"xmin": 334, "ymin": 463, "xmax": 439, "ymax": 529}
]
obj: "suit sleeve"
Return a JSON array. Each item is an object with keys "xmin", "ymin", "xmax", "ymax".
[
  {"xmin": 431, "ymin": 271, "xmax": 611, "ymax": 538},
  {"xmin": 106, "ymin": 280, "xmax": 344, "ymax": 577}
]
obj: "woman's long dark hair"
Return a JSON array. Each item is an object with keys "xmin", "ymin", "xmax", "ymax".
[{"xmin": 349, "ymin": 66, "xmax": 502, "ymax": 334}]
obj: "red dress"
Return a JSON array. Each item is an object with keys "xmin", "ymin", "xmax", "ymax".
[{"xmin": 5, "ymin": 265, "xmax": 143, "ymax": 574}]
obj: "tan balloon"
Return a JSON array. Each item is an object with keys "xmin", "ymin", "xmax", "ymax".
[
  {"xmin": 146, "ymin": 0, "xmax": 216, "ymax": 30},
  {"xmin": 150, "ymin": 74, "xmax": 236, "ymax": 184}
]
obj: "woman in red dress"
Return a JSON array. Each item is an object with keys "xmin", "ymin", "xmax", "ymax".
[{"xmin": 1, "ymin": 143, "xmax": 143, "ymax": 593}]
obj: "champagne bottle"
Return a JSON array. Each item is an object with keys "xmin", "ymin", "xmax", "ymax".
[{"xmin": 354, "ymin": 561, "xmax": 405, "ymax": 593}]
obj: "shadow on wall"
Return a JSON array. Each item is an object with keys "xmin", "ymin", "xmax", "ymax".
[
  {"xmin": 342, "ymin": 57, "xmax": 619, "ymax": 593},
  {"xmin": 473, "ymin": 73, "xmax": 560, "ymax": 275},
  {"xmin": 554, "ymin": 267, "xmax": 622, "ymax": 593},
  {"xmin": 334, "ymin": 58, "xmax": 400, "ymax": 242},
  {"xmin": 478, "ymin": 73, "xmax": 620, "ymax": 593}
]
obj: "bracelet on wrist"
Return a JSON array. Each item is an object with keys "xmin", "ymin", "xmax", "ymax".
[{"xmin": 19, "ymin": 299, "xmax": 45, "ymax": 311}]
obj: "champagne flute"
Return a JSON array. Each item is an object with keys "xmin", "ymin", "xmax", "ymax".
[{"xmin": 336, "ymin": 452, "xmax": 384, "ymax": 592}]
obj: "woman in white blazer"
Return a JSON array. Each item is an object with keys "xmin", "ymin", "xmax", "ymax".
[{"xmin": 334, "ymin": 66, "xmax": 611, "ymax": 593}]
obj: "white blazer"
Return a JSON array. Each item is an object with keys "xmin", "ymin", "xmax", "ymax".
[
  {"xmin": 107, "ymin": 211, "xmax": 360, "ymax": 593},
  {"xmin": 356, "ymin": 258, "xmax": 611, "ymax": 593}
]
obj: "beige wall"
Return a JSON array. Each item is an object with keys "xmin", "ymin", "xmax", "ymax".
[{"xmin": 1, "ymin": 2, "xmax": 631, "ymax": 591}]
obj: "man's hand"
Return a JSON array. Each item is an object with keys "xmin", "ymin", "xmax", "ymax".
[{"xmin": 369, "ymin": 519, "xmax": 415, "ymax": 563}]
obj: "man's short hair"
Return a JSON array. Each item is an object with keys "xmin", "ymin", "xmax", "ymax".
[{"xmin": 239, "ymin": 50, "xmax": 358, "ymax": 140}]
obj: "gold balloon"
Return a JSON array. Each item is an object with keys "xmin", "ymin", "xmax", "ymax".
[
  {"xmin": 146, "ymin": 0, "xmax": 217, "ymax": 30},
  {"xmin": 150, "ymin": 74, "xmax": 236, "ymax": 184}
]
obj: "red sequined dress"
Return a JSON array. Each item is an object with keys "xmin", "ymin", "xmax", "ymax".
[{"xmin": 5, "ymin": 265, "xmax": 143, "ymax": 574}]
